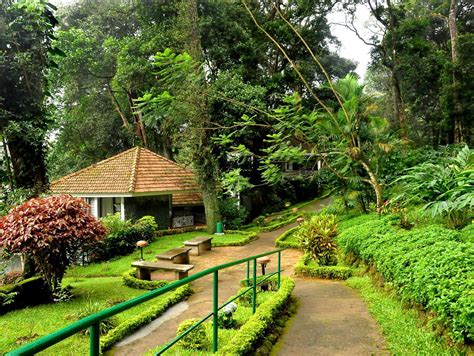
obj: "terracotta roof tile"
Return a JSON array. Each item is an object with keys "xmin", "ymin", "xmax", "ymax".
[
  {"xmin": 50, "ymin": 147, "xmax": 200, "ymax": 194},
  {"xmin": 172, "ymin": 192, "xmax": 203, "ymax": 206}
]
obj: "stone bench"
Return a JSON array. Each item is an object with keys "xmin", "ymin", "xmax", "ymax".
[
  {"xmin": 131, "ymin": 261, "xmax": 194, "ymax": 280},
  {"xmin": 184, "ymin": 236, "xmax": 213, "ymax": 256},
  {"xmin": 156, "ymin": 247, "xmax": 191, "ymax": 264}
]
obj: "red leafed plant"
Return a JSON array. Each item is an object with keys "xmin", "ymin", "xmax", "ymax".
[{"xmin": 0, "ymin": 194, "xmax": 106, "ymax": 296}]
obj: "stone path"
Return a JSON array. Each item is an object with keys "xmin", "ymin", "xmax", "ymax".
[{"xmin": 110, "ymin": 197, "xmax": 387, "ymax": 355}]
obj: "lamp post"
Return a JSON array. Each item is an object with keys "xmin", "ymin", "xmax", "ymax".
[
  {"xmin": 256, "ymin": 256, "xmax": 271, "ymax": 291},
  {"xmin": 136, "ymin": 240, "xmax": 148, "ymax": 261}
]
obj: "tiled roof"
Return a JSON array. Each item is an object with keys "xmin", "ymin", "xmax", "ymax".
[
  {"xmin": 50, "ymin": 147, "xmax": 200, "ymax": 194},
  {"xmin": 173, "ymin": 192, "xmax": 203, "ymax": 206}
]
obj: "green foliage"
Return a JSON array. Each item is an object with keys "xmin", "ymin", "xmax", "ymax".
[
  {"xmin": 218, "ymin": 198, "xmax": 248, "ymax": 230},
  {"xmin": 393, "ymin": 145, "xmax": 473, "ymax": 228},
  {"xmin": 339, "ymin": 216, "xmax": 474, "ymax": 343},
  {"xmin": 275, "ymin": 226, "xmax": 300, "ymax": 249},
  {"xmin": 211, "ymin": 230, "xmax": 258, "ymax": 247},
  {"xmin": 93, "ymin": 214, "xmax": 157, "ymax": 261},
  {"xmin": 0, "ymin": 195, "xmax": 106, "ymax": 294},
  {"xmin": 294, "ymin": 254, "xmax": 352, "ymax": 280},
  {"xmin": 70, "ymin": 300, "xmax": 118, "ymax": 335},
  {"xmin": 0, "ymin": 276, "xmax": 50, "ymax": 314},
  {"xmin": 101, "ymin": 284, "xmax": 193, "ymax": 351},
  {"xmin": 176, "ymin": 318, "xmax": 210, "ymax": 351},
  {"xmin": 219, "ymin": 277, "xmax": 295, "ymax": 355},
  {"xmin": 295, "ymin": 214, "xmax": 338, "ymax": 266},
  {"xmin": 347, "ymin": 276, "xmax": 454, "ymax": 354},
  {"xmin": 0, "ymin": 188, "xmax": 33, "ymax": 217},
  {"xmin": 122, "ymin": 270, "xmax": 168, "ymax": 291}
]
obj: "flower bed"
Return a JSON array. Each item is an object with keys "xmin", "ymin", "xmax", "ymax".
[
  {"xmin": 275, "ymin": 226, "xmax": 300, "ymax": 248},
  {"xmin": 294, "ymin": 254, "xmax": 352, "ymax": 280}
]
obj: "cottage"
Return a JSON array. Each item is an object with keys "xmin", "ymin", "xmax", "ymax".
[{"xmin": 50, "ymin": 147, "xmax": 204, "ymax": 229}]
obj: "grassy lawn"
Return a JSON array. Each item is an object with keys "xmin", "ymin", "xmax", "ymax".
[
  {"xmin": 2, "ymin": 230, "xmax": 251, "ymax": 354},
  {"xmin": 68, "ymin": 231, "xmax": 250, "ymax": 278},
  {"xmin": 0, "ymin": 277, "xmax": 180, "ymax": 355},
  {"xmin": 346, "ymin": 276, "xmax": 455, "ymax": 354}
]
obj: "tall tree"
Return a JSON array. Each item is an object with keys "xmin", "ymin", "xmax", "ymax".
[{"xmin": 0, "ymin": 0, "xmax": 59, "ymax": 195}]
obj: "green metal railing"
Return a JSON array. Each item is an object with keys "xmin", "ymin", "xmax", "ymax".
[{"xmin": 7, "ymin": 248, "xmax": 285, "ymax": 356}]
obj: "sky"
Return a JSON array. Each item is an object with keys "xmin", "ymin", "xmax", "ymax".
[{"xmin": 51, "ymin": 0, "xmax": 374, "ymax": 78}]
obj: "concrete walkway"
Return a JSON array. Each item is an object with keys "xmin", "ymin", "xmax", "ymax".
[{"xmin": 109, "ymin": 197, "xmax": 387, "ymax": 355}]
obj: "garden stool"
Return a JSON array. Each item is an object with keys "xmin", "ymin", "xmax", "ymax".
[{"xmin": 257, "ymin": 256, "xmax": 271, "ymax": 291}]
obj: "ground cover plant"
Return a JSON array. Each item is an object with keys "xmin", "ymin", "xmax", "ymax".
[
  {"xmin": 347, "ymin": 276, "xmax": 455, "ymax": 354},
  {"xmin": 338, "ymin": 214, "xmax": 474, "ymax": 344}
]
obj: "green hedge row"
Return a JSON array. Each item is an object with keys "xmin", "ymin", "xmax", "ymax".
[
  {"xmin": 218, "ymin": 277, "xmax": 295, "ymax": 355},
  {"xmin": 101, "ymin": 284, "xmax": 193, "ymax": 351},
  {"xmin": 212, "ymin": 230, "xmax": 258, "ymax": 247},
  {"xmin": 338, "ymin": 217, "xmax": 474, "ymax": 343},
  {"xmin": 294, "ymin": 254, "xmax": 353, "ymax": 280},
  {"xmin": 156, "ymin": 226, "xmax": 207, "ymax": 237},
  {"xmin": 259, "ymin": 215, "xmax": 302, "ymax": 232},
  {"xmin": 122, "ymin": 269, "xmax": 169, "ymax": 290},
  {"xmin": 274, "ymin": 226, "xmax": 300, "ymax": 248}
]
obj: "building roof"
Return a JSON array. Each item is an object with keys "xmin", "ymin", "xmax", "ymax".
[
  {"xmin": 173, "ymin": 192, "xmax": 203, "ymax": 206},
  {"xmin": 50, "ymin": 147, "xmax": 200, "ymax": 195}
]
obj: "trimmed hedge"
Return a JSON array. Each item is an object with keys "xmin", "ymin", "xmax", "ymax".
[
  {"xmin": 100, "ymin": 284, "xmax": 193, "ymax": 351},
  {"xmin": 338, "ymin": 216, "xmax": 474, "ymax": 343},
  {"xmin": 294, "ymin": 254, "xmax": 352, "ymax": 280},
  {"xmin": 156, "ymin": 226, "xmax": 206, "ymax": 237},
  {"xmin": 218, "ymin": 277, "xmax": 295, "ymax": 355},
  {"xmin": 122, "ymin": 269, "xmax": 169, "ymax": 290},
  {"xmin": 212, "ymin": 230, "xmax": 258, "ymax": 247},
  {"xmin": 259, "ymin": 214, "xmax": 302, "ymax": 232},
  {"xmin": 275, "ymin": 226, "xmax": 300, "ymax": 248}
]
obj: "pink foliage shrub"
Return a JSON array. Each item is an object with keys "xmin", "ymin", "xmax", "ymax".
[{"xmin": 0, "ymin": 194, "xmax": 106, "ymax": 294}]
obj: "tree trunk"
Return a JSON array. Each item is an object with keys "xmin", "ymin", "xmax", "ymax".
[
  {"xmin": 359, "ymin": 160, "xmax": 383, "ymax": 213},
  {"xmin": 448, "ymin": 0, "xmax": 463, "ymax": 143},
  {"xmin": 6, "ymin": 134, "xmax": 47, "ymax": 196},
  {"xmin": 180, "ymin": 0, "xmax": 221, "ymax": 231},
  {"xmin": 202, "ymin": 182, "xmax": 220, "ymax": 234}
]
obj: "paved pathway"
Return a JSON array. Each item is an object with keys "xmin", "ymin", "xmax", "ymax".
[{"xmin": 110, "ymin": 197, "xmax": 387, "ymax": 355}]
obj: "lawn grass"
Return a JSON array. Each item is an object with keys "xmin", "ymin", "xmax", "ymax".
[
  {"xmin": 67, "ymin": 231, "xmax": 250, "ymax": 278},
  {"xmin": 346, "ymin": 276, "xmax": 455, "ymax": 355},
  {"xmin": 0, "ymin": 277, "xmax": 181, "ymax": 355}
]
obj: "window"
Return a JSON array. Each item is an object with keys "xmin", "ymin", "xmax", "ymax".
[{"xmin": 113, "ymin": 197, "xmax": 122, "ymax": 214}]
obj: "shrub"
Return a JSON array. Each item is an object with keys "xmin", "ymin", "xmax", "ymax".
[
  {"xmin": 338, "ymin": 216, "xmax": 474, "ymax": 343},
  {"xmin": 0, "ymin": 195, "xmax": 106, "ymax": 295},
  {"xmin": 176, "ymin": 318, "xmax": 210, "ymax": 351},
  {"xmin": 393, "ymin": 145, "xmax": 473, "ymax": 229},
  {"xmin": 294, "ymin": 254, "xmax": 352, "ymax": 280},
  {"xmin": 295, "ymin": 214, "xmax": 338, "ymax": 266},
  {"xmin": 92, "ymin": 214, "xmax": 157, "ymax": 261},
  {"xmin": 219, "ymin": 277, "xmax": 295, "ymax": 355},
  {"xmin": 219, "ymin": 198, "xmax": 249, "ymax": 229},
  {"xmin": 275, "ymin": 226, "xmax": 300, "ymax": 248},
  {"xmin": 122, "ymin": 269, "xmax": 168, "ymax": 290},
  {"xmin": 217, "ymin": 302, "xmax": 238, "ymax": 329}
]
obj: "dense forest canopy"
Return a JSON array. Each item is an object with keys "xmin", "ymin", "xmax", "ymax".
[{"xmin": 0, "ymin": 0, "xmax": 472, "ymax": 223}]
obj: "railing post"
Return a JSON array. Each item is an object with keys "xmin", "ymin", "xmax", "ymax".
[
  {"xmin": 277, "ymin": 250, "xmax": 281, "ymax": 289},
  {"xmin": 212, "ymin": 271, "xmax": 218, "ymax": 353},
  {"xmin": 252, "ymin": 258, "xmax": 257, "ymax": 314},
  {"xmin": 89, "ymin": 323, "xmax": 100, "ymax": 356},
  {"xmin": 246, "ymin": 260, "xmax": 250, "ymax": 286}
]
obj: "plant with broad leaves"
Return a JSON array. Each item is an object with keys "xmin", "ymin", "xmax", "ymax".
[
  {"xmin": 296, "ymin": 214, "xmax": 338, "ymax": 266},
  {"xmin": 0, "ymin": 194, "xmax": 106, "ymax": 298}
]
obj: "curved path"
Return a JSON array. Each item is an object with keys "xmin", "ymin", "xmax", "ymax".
[{"xmin": 110, "ymin": 197, "xmax": 387, "ymax": 355}]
